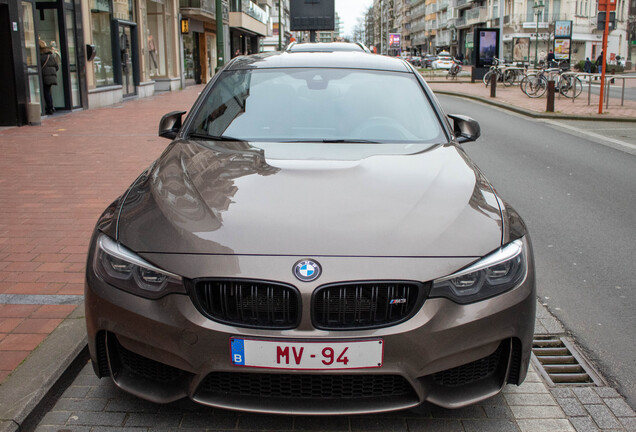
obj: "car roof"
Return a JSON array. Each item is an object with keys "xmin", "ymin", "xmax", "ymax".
[
  {"xmin": 286, "ymin": 42, "xmax": 369, "ymax": 52},
  {"xmin": 225, "ymin": 51, "xmax": 412, "ymax": 73}
]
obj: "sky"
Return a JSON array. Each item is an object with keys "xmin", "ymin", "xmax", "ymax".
[{"xmin": 335, "ymin": 0, "xmax": 373, "ymax": 37}]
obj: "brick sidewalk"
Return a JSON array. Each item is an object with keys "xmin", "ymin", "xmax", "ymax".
[
  {"xmin": 428, "ymin": 79, "xmax": 636, "ymax": 118},
  {"xmin": 0, "ymin": 85, "xmax": 206, "ymax": 383}
]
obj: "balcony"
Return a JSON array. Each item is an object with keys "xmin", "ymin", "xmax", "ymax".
[
  {"xmin": 454, "ymin": 0, "xmax": 473, "ymax": 9},
  {"xmin": 466, "ymin": 6, "xmax": 487, "ymax": 25},
  {"xmin": 436, "ymin": 30, "xmax": 451, "ymax": 46},
  {"xmin": 438, "ymin": 0, "xmax": 449, "ymax": 10},
  {"xmin": 229, "ymin": 0, "xmax": 268, "ymax": 35},
  {"xmin": 230, "ymin": 0, "xmax": 268, "ymax": 23},
  {"xmin": 180, "ymin": 0, "xmax": 217, "ymax": 21}
]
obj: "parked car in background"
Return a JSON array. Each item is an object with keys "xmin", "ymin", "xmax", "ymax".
[
  {"xmin": 432, "ymin": 54, "xmax": 454, "ymax": 69},
  {"xmin": 422, "ymin": 55, "xmax": 437, "ymax": 68},
  {"xmin": 409, "ymin": 56, "xmax": 422, "ymax": 67}
]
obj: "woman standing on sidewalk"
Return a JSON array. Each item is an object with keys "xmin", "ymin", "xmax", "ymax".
[{"xmin": 39, "ymin": 40, "xmax": 59, "ymax": 115}]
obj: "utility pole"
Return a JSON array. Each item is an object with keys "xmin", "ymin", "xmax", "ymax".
[
  {"xmin": 278, "ymin": 0, "xmax": 282, "ymax": 50},
  {"xmin": 598, "ymin": 0, "xmax": 616, "ymax": 114},
  {"xmin": 216, "ymin": 0, "xmax": 224, "ymax": 71}
]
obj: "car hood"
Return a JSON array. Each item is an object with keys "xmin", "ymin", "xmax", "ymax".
[{"xmin": 117, "ymin": 140, "xmax": 503, "ymax": 257}]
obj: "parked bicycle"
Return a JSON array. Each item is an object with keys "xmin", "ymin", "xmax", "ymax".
[
  {"xmin": 520, "ymin": 67, "xmax": 582, "ymax": 99},
  {"xmin": 446, "ymin": 61, "xmax": 462, "ymax": 80}
]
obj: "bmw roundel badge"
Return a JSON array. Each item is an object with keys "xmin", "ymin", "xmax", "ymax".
[{"xmin": 293, "ymin": 259, "xmax": 321, "ymax": 282}]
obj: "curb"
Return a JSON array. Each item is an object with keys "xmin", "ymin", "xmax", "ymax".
[
  {"xmin": 0, "ymin": 303, "xmax": 87, "ymax": 432},
  {"xmin": 432, "ymin": 89, "xmax": 636, "ymax": 122}
]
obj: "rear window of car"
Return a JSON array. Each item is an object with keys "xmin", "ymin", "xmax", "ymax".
[{"xmin": 189, "ymin": 68, "xmax": 445, "ymax": 144}]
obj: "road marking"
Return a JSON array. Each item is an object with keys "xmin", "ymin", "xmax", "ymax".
[
  {"xmin": 0, "ymin": 294, "xmax": 83, "ymax": 305},
  {"xmin": 542, "ymin": 119, "xmax": 636, "ymax": 151}
]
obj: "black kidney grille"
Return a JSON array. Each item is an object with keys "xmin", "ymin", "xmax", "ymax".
[
  {"xmin": 198, "ymin": 372, "xmax": 415, "ymax": 399},
  {"xmin": 313, "ymin": 282, "xmax": 423, "ymax": 329},
  {"xmin": 193, "ymin": 280, "xmax": 300, "ymax": 329},
  {"xmin": 432, "ymin": 341, "xmax": 505, "ymax": 387}
]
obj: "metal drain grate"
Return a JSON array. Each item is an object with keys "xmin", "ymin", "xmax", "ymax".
[{"xmin": 531, "ymin": 336, "xmax": 605, "ymax": 386}]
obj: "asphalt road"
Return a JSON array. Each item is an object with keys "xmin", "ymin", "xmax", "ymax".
[{"xmin": 438, "ymin": 94, "xmax": 636, "ymax": 408}]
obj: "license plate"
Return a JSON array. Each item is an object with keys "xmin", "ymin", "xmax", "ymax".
[{"xmin": 230, "ymin": 338, "xmax": 384, "ymax": 370}]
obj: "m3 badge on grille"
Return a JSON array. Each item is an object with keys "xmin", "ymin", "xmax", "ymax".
[{"xmin": 293, "ymin": 259, "xmax": 321, "ymax": 282}]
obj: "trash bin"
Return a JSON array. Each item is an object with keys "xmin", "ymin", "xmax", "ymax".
[{"xmin": 27, "ymin": 102, "xmax": 41, "ymax": 126}]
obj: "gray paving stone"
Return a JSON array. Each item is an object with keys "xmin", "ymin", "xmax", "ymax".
[
  {"xmin": 71, "ymin": 374, "xmax": 103, "ymax": 386},
  {"xmin": 504, "ymin": 383, "xmax": 549, "ymax": 394},
  {"xmin": 620, "ymin": 417, "xmax": 636, "ymax": 431},
  {"xmin": 350, "ymin": 416, "xmax": 407, "ymax": 432},
  {"xmin": 105, "ymin": 398, "xmax": 161, "ymax": 413},
  {"xmin": 517, "ymin": 419, "xmax": 575, "ymax": 432},
  {"xmin": 37, "ymin": 410, "xmax": 72, "ymax": 426},
  {"xmin": 124, "ymin": 413, "xmax": 182, "ymax": 428},
  {"xmin": 66, "ymin": 412, "xmax": 127, "ymax": 427},
  {"xmin": 572, "ymin": 388, "xmax": 604, "ymax": 405},
  {"xmin": 594, "ymin": 387, "xmax": 621, "ymax": 398},
  {"xmin": 504, "ymin": 393, "xmax": 558, "ymax": 406},
  {"xmin": 569, "ymin": 416, "xmax": 601, "ymax": 432},
  {"xmin": 584, "ymin": 404, "xmax": 622, "ymax": 429},
  {"xmin": 237, "ymin": 414, "xmax": 293, "ymax": 430},
  {"xmin": 557, "ymin": 397, "xmax": 588, "ymax": 417},
  {"xmin": 551, "ymin": 388, "xmax": 576, "ymax": 399},
  {"xmin": 429, "ymin": 405, "xmax": 486, "ymax": 419},
  {"xmin": 61, "ymin": 386, "xmax": 92, "ymax": 399},
  {"xmin": 53, "ymin": 397, "xmax": 109, "ymax": 412},
  {"xmin": 90, "ymin": 428, "xmax": 151, "ymax": 432},
  {"xmin": 407, "ymin": 418, "xmax": 464, "ymax": 432},
  {"xmin": 605, "ymin": 398, "xmax": 636, "ymax": 417},
  {"xmin": 34, "ymin": 426, "xmax": 90, "ymax": 432},
  {"xmin": 463, "ymin": 418, "xmax": 520, "ymax": 432},
  {"xmin": 510, "ymin": 405, "xmax": 567, "ymax": 419},
  {"xmin": 180, "ymin": 413, "xmax": 238, "ymax": 429},
  {"xmin": 293, "ymin": 415, "xmax": 350, "ymax": 431},
  {"xmin": 482, "ymin": 404, "xmax": 514, "ymax": 419}
]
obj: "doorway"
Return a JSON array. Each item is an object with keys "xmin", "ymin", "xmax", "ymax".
[
  {"xmin": 119, "ymin": 24, "xmax": 135, "ymax": 97},
  {"xmin": 35, "ymin": 0, "xmax": 82, "ymax": 113}
]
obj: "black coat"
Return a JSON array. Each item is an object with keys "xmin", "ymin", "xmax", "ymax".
[{"xmin": 41, "ymin": 52, "xmax": 59, "ymax": 86}]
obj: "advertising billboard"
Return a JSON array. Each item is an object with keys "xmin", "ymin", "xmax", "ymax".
[
  {"xmin": 555, "ymin": 20, "xmax": 573, "ymax": 38},
  {"xmin": 554, "ymin": 38, "xmax": 571, "ymax": 60},
  {"xmin": 290, "ymin": 0, "xmax": 335, "ymax": 31},
  {"xmin": 474, "ymin": 28, "xmax": 499, "ymax": 67},
  {"xmin": 389, "ymin": 33, "xmax": 401, "ymax": 47},
  {"xmin": 513, "ymin": 37, "xmax": 530, "ymax": 62}
]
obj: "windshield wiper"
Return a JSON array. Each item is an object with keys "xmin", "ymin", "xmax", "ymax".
[
  {"xmin": 322, "ymin": 139, "xmax": 381, "ymax": 143},
  {"xmin": 189, "ymin": 132, "xmax": 243, "ymax": 142}
]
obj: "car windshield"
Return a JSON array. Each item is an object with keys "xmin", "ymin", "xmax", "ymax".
[{"xmin": 188, "ymin": 68, "xmax": 445, "ymax": 143}]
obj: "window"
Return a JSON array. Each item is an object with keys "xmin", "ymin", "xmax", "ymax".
[{"xmin": 91, "ymin": 0, "xmax": 115, "ymax": 87}]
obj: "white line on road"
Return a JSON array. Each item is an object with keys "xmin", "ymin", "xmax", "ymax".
[{"xmin": 541, "ymin": 119, "xmax": 636, "ymax": 152}]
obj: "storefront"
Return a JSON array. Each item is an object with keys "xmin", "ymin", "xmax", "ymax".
[
  {"xmin": 85, "ymin": 0, "xmax": 180, "ymax": 108},
  {"xmin": 0, "ymin": 0, "xmax": 87, "ymax": 125}
]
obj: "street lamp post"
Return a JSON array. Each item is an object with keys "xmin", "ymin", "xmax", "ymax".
[{"xmin": 533, "ymin": 0, "xmax": 545, "ymax": 67}]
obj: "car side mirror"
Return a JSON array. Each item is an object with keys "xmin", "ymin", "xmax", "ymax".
[
  {"xmin": 448, "ymin": 114, "xmax": 480, "ymax": 143},
  {"xmin": 158, "ymin": 111, "xmax": 186, "ymax": 140}
]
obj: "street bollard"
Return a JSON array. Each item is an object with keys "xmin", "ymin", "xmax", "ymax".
[
  {"xmin": 546, "ymin": 80, "xmax": 555, "ymax": 112},
  {"xmin": 490, "ymin": 73, "xmax": 496, "ymax": 98}
]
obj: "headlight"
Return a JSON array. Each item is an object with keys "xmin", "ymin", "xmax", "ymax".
[
  {"xmin": 93, "ymin": 234, "xmax": 185, "ymax": 299},
  {"xmin": 430, "ymin": 239, "xmax": 527, "ymax": 304}
]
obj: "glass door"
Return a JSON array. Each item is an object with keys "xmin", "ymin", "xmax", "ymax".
[
  {"xmin": 119, "ymin": 24, "xmax": 136, "ymax": 97},
  {"xmin": 36, "ymin": 2, "xmax": 67, "ymax": 111}
]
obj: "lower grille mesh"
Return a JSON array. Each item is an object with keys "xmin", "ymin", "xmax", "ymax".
[
  {"xmin": 432, "ymin": 342, "xmax": 505, "ymax": 387},
  {"xmin": 198, "ymin": 373, "xmax": 415, "ymax": 399}
]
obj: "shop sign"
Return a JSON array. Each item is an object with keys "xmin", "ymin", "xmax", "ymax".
[{"xmin": 181, "ymin": 18, "xmax": 189, "ymax": 34}]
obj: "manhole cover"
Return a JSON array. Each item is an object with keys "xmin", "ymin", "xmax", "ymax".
[{"xmin": 531, "ymin": 336, "xmax": 605, "ymax": 386}]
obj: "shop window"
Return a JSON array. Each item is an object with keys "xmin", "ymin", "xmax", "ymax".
[
  {"xmin": 21, "ymin": 1, "xmax": 40, "ymax": 104},
  {"xmin": 146, "ymin": 0, "xmax": 175, "ymax": 77},
  {"xmin": 91, "ymin": 0, "xmax": 115, "ymax": 87}
]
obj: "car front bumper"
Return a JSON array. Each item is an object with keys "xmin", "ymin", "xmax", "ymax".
[{"xmin": 85, "ymin": 241, "xmax": 536, "ymax": 415}]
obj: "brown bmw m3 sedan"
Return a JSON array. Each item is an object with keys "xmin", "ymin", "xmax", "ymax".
[{"xmin": 85, "ymin": 49, "xmax": 536, "ymax": 415}]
